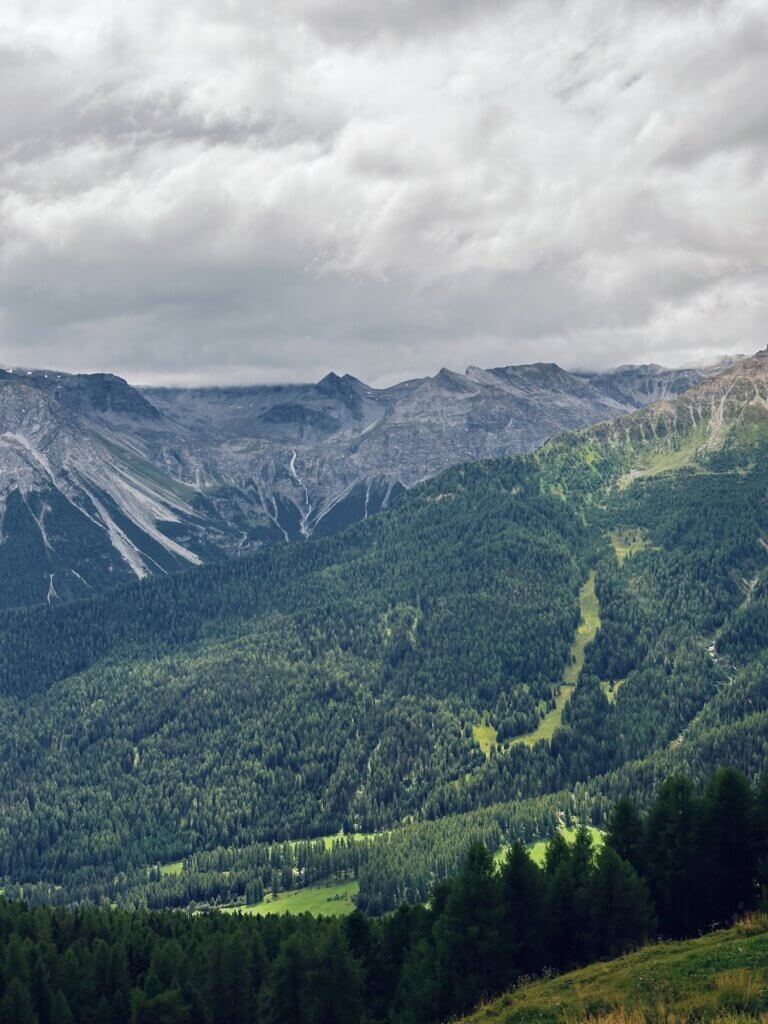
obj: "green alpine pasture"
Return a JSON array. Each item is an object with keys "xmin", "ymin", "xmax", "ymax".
[
  {"xmin": 609, "ymin": 529, "xmax": 648, "ymax": 563},
  {"xmin": 223, "ymin": 880, "xmax": 359, "ymax": 918},
  {"xmin": 493, "ymin": 825, "xmax": 605, "ymax": 868},
  {"xmin": 526, "ymin": 825, "xmax": 604, "ymax": 867},
  {"xmin": 158, "ymin": 860, "xmax": 184, "ymax": 876},
  {"xmin": 463, "ymin": 915, "xmax": 768, "ymax": 1024}
]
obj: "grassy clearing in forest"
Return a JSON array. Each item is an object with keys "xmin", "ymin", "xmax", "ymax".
[
  {"xmin": 609, "ymin": 529, "xmax": 649, "ymax": 562},
  {"xmin": 462, "ymin": 915, "xmax": 768, "ymax": 1024},
  {"xmin": 288, "ymin": 831, "xmax": 380, "ymax": 851},
  {"xmin": 493, "ymin": 826, "xmax": 605, "ymax": 869},
  {"xmin": 473, "ymin": 722, "xmax": 499, "ymax": 758},
  {"xmin": 514, "ymin": 573, "xmax": 601, "ymax": 747},
  {"xmin": 158, "ymin": 830, "xmax": 379, "ymax": 876},
  {"xmin": 526, "ymin": 826, "xmax": 605, "ymax": 866},
  {"xmin": 222, "ymin": 880, "xmax": 359, "ymax": 917},
  {"xmin": 601, "ymin": 679, "xmax": 624, "ymax": 703},
  {"xmin": 158, "ymin": 860, "xmax": 184, "ymax": 876}
]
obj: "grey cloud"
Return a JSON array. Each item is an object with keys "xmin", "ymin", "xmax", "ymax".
[
  {"xmin": 0, "ymin": 0, "xmax": 765, "ymax": 385},
  {"xmin": 297, "ymin": 0, "xmax": 523, "ymax": 44}
]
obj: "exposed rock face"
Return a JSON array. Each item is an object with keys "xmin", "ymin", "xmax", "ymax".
[
  {"xmin": 577, "ymin": 364, "xmax": 708, "ymax": 407},
  {"xmin": 0, "ymin": 358, "xmax": 735, "ymax": 606}
]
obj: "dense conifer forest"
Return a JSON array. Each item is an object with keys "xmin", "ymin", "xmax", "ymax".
[{"xmin": 1, "ymin": 770, "xmax": 766, "ymax": 1024}]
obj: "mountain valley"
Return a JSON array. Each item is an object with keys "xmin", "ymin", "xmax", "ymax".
[{"xmin": 1, "ymin": 349, "xmax": 767, "ymax": 913}]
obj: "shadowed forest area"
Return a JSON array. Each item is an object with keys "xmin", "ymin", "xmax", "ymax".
[{"xmin": 1, "ymin": 769, "xmax": 767, "ymax": 1024}]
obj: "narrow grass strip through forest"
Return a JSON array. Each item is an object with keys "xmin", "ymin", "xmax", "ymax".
[{"xmin": 515, "ymin": 571, "xmax": 601, "ymax": 746}]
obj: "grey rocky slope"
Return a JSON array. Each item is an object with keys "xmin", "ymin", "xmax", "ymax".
[{"xmin": 0, "ymin": 358, "xmax": 734, "ymax": 607}]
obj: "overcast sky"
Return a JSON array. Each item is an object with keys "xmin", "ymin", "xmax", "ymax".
[{"xmin": 0, "ymin": 0, "xmax": 765, "ymax": 386}]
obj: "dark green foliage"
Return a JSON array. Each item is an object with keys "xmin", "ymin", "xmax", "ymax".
[
  {"xmin": 642, "ymin": 776, "xmax": 702, "ymax": 937},
  {"xmin": 606, "ymin": 796, "xmax": 645, "ymax": 874},
  {"xmin": 589, "ymin": 847, "xmax": 654, "ymax": 958},
  {"xmin": 1, "ymin": 770, "xmax": 767, "ymax": 1024},
  {"xmin": 0, "ymin": 458, "xmax": 596, "ymax": 891},
  {"xmin": 498, "ymin": 842, "xmax": 546, "ymax": 977},
  {"xmin": 618, "ymin": 769, "xmax": 768, "ymax": 938},
  {"xmin": 701, "ymin": 768, "xmax": 757, "ymax": 923},
  {"xmin": 433, "ymin": 842, "xmax": 502, "ymax": 1014}
]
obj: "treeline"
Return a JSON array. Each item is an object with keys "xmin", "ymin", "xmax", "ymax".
[
  {"xmin": 3, "ymin": 836, "xmax": 370, "ymax": 912},
  {"xmin": 4, "ymin": 793, "xmax": 568, "ymax": 913},
  {"xmin": 2, "ymin": 770, "xmax": 767, "ymax": 1024},
  {"xmin": 357, "ymin": 793, "xmax": 563, "ymax": 914},
  {"xmin": 0, "ymin": 456, "xmax": 581, "ymax": 701},
  {"xmin": 5, "ymin": 624, "xmax": 767, "ymax": 914}
]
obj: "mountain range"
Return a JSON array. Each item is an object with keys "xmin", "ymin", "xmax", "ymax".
[
  {"xmin": 0, "ymin": 357, "xmax": 736, "ymax": 609},
  {"xmin": 2, "ymin": 346, "xmax": 767, "ymax": 912}
]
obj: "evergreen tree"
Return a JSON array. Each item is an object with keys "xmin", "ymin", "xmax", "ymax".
[
  {"xmin": 433, "ymin": 842, "xmax": 502, "ymax": 1015},
  {"xmin": 701, "ymin": 768, "xmax": 757, "ymax": 925},
  {"xmin": 498, "ymin": 842, "xmax": 545, "ymax": 981},
  {"xmin": 31, "ymin": 960, "xmax": 53, "ymax": 1024},
  {"xmin": 305, "ymin": 924, "xmax": 364, "ymax": 1024},
  {"xmin": 753, "ymin": 774, "xmax": 768, "ymax": 898},
  {"xmin": 392, "ymin": 939, "xmax": 440, "ymax": 1024},
  {"xmin": 589, "ymin": 848, "xmax": 654, "ymax": 959},
  {"xmin": 606, "ymin": 796, "xmax": 645, "ymax": 874},
  {"xmin": 0, "ymin": 978, "xmax": 38, "ymax": 1024},
  {"xmin": 259, "ymin": 933, "xmax": 307, "ymax": 1024},
  {"xmin": 52, "ymin": 991, "xmax": 74, "ymax": 1024},
  {"xmin": 643, "ymin": 776, "xmax": 702, "ymax": 938}
]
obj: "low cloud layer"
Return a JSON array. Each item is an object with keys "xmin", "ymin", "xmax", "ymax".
[{"xmin": 0, "ymin": 0, "xmax": 765, "ymax": 385}]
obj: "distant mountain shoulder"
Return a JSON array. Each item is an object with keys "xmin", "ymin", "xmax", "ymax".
[{"xmin": 0, "ymin": 355, "xmax": 740, "ymax": 608}]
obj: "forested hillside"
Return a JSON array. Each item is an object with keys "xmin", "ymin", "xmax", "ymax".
[
  {"xmin": 2, "ymin": 769, "xmax": 767, "ymax": 1024},
  {"xmin": 0, "ymin": 457, "xmax": 594, "ymax": 888},
  {"xmin": 2, "ymin": 351, "xmax": 768, "ymax": 909}
]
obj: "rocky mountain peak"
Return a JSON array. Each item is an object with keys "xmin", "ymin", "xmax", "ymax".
[
  {"xmin": 0, "ymin": 352, "xmax": 759, "ymax": 609},
  {"xmin": 680, "ymin": 346, "xmax": 768, "ymax": 408},
  {"xmin": 0, "ymin": 368, "xmax": 161, "ymax": 421}
]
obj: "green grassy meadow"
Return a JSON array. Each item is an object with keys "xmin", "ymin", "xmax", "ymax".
[
  {"xmin": 609, "ymin": 529, "xmax": 648, "ymax": 562},
  {"xmin": 600, "ymin": 678, "xmax": 624, "ymax": 703},
  {"xmin": 222, "ymin": 880, "xmax": 359, "ymax": 917},
  {"xmin": 158, "ymin": 829, "xmax": 379, "ymax": 876},
  {"xmin": 473, "ymin": 721, "xmax": 499, "ymax": 757},
  {"xmin": 159, "ymin": 860, "xmax": 184, "ymax": 876},
  {"xmin": 288, "ymin": 830, "xmax": 379, "ymax": 852},
  {"xmin": 463, "ymin": 915, "xmax": 768, "ymax": 1024},
  {"xmin": 493, "ymin": 825, "xmax": 605, "ymax": 868},
  {"xmin": 526, "ymin": 825, "xmax": 604, "ymax": 866}
]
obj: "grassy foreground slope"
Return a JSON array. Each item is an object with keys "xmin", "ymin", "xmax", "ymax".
[{"xmin": 464, "ymin": 917, "xmax": 768, "ymax": 1024}]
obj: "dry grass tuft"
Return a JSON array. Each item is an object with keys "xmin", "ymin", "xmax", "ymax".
[
  {"xmin": 734, "ymin": 914, "xmax": 768, "ymax": 937},
  {"xmin": 712, "ymin": 970, "xmax": 768, "ymax": 1015},
  {"xmin": 576, "ymin": 1008, "xmax": 768, "ymax": 1024}
]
